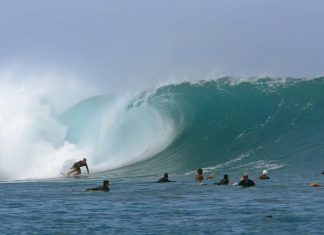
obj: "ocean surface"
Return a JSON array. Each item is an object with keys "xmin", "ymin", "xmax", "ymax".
[{"xmin": 1, "ymin": 77, "xmax": 324, "ymax": 234}]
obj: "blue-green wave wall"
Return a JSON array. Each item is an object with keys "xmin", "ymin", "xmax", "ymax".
[{"xmin": 61, "ymin": 78, "xmax": 324, "ymax": 175}]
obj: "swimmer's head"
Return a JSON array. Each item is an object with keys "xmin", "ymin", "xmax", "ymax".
[
  {"xmin": 83, "ymin": 158, "xmax": 87, "ymax": 162},
  {"xmin": 310, "ymin": 182, "xmax": 321, "ymax": 187},
  {"xmin": 103, "ymin": 180, "xmax": 109, "ymax": 186},
  {"xmin": 164, "ymin": 173, "xmax": 168, "ymax": 178},
  {"xmin": 197, "ymin": 168, "xmax": 203, "ymax": 175},
  {"xmin": 224, "ymin": 174, "xmax": 229, "ymax": 179},
  {"xmin": 263, "ymin": 170, "xmax": 268, "ymax": 175},
  {"xmin": 242, "ymin": 173, "xmax": 248, "ymax": 178}
]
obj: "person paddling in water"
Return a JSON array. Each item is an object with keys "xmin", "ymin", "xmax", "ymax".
[
  {"xmin": 85, "ymin": 180, "xmax": 110, "ymax": 191},
  {"xmin": 258, "ymin": 170, "xmax": 270, "ymax": 180},
  {"xmin": 239, "ymin": 173, "xmax": 255, "ymax": 187},
  {"xmin": 68, "ymin": 158, "xmax": 89, "ymax": 176},
  {"xmin": 195, "ymin": 168, "xmax": 205, "ymax": 183},
  {"xmin": 158, "ymin": 173, "xmax": 175, "ymax": 183},
  {"xmin": 215, "ymin": 174, "xmax": 230, "ymax": 185}
]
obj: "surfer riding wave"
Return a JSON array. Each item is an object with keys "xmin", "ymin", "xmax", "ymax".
[{"xmin": 67, "ymin": 158, "xmax": 89, "ymax": 176}]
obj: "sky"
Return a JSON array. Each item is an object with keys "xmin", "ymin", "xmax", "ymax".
[{"xmin": 0, "ymin": 0, "xmax": 324, "ymax": 92}]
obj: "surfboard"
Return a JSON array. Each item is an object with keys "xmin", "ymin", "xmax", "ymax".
[
  {"xmin": 60, "ymin": 173, "xmax": 89, "ymax": 178},
  {"xmin": 60, "ymin": 173, "xmax": 71, "ymax": 178}
]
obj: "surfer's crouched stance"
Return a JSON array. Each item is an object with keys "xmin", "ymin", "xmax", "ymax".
[
  {"xmin": 68, "ymin": 158, "xmax": 89, "ymax": 176},
  {"xmin": 85, "ymin": 180, "xmax": 110, "ymax": 191}
]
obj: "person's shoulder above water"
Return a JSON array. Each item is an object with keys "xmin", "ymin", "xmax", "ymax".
[
  {"xmin": 157, "ymin": 173, "xmax": 175, "ymax": 183},
  {"xmin": 195, "ymin": 174, "xmax": 204, "ymax": 181},
  {"xmin": 259, "ymin": 175, "xmax": 270, "ymax": 180},
  {"xmin": 85, "ymin": 180, "xmax": 110, "ymax": 192},
  {"xmin": 239, "ymin": 179, "xmax": 255, "ymax": 187},
  {"xmin": 239, "ymin": 173, "xmax": 255, "ymax": 187},
  {"xmin": 259, "ymin": 170, "xmax": 270, "ymax": 180}
]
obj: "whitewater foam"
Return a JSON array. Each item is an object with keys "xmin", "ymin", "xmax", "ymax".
[{"xmin": 0, "ymin": 79, "xmax": 92, "ymax": 180}]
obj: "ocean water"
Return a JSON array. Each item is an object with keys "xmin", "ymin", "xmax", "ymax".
[
  {"xmin": 1, "ymin": 172, "xmax": 323, "ymax": 234},
  {"xmin": 1, "ymin": 77, "xmax": 324, "ymax": 234}
]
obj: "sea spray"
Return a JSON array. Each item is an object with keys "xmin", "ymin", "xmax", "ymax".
[{"xmin": 0, "ymin": 78, "xmax": 93, "ymax": 180}]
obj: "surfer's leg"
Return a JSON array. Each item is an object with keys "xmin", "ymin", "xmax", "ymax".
[
  {"xmin": 68, "ymin": 168, "xmax": 76, "ymax": 176},
  {"xmin": 70, "ymin": 168, "xmax": 81, "ymax": 176}
]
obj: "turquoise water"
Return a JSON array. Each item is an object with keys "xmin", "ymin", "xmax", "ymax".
[
  {"xmin": 61, "ymin": 77, "xmax": 324, "ymax": 175},
  {"xmin": 1, "ymin": 77, "xmax": 324, "ymax": 234}
]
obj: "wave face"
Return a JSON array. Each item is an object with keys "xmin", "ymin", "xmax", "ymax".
[
  {"xmin": 120, "ymin": 77, "xmax": 324, "ymax": 175},
  {"xmin": 2, "ymin": 77, "xmax": 324, "ymax": 180},
  {"xmin": 60, "ymin": 94, "xmax": 177, "ymax": 173},
  {"xmin": 63, "ymin": 77, "xmax": 324, "ymax": 176}
]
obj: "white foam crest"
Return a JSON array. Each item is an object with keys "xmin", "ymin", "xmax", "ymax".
[
  {"xmin": 148, "ymin": 75, "xmax": 311, "ymax": 95},
  {"xmin": 184, "ymin": 153, "xmax": 251, "ymax": 176},
  {"xmin": 0, "ymin": 71, "xmax": 97, "ymax": 180},
  {"xmin": 203, "ymin": 157, "xmax": 243, "ymax": 174},
  {"xmin": 232, "ymin": 160, "xmax": 285, "ymax": 172}
]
